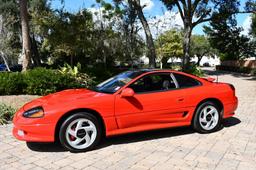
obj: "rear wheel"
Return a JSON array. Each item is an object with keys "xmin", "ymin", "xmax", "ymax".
[
  {"xmin": 59, "ymin": 112, "xmax": 101, "ymax": 152},
  {"xmin": 193, "ymin": 101, "xmax": 222, "ymax": 133}
]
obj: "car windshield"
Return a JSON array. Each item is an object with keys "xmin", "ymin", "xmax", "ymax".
[{"xmin": 93, "ymin": 71, "xmax": 144, "ymax": 94}]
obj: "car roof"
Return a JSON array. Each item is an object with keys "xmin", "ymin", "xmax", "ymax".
[
  {"xmin": 127, "ymin": 69, "xmax": 206, "ymax": 83},
  {"xmin": 127, "ymin": 69, "xmax": 179, "ymax": 74}
]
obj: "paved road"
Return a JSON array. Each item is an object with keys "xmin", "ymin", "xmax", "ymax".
[{"xmin": 1, "ymin": 69, "xmax": 256, "ymax": 170}]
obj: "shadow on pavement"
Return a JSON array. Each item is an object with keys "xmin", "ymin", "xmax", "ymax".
[
  {"xmin": 222, "ymin": 117, "xmax": 241, "ymax": 128},
  {"xmin": 26, "ymin": 117, "xmax": 241, "ymax": 153},
  {"xmin": 26, "ymin": 141, "xmax": 67, "ymax": 152},
  {"xmin": 98, "ymin": 126, "xmax": 194, "ymax": 148}
]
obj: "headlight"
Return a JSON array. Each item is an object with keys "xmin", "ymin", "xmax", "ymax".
[{"xmin": 23, "ymin": 107, "xmax": 44, "ymax": 118}]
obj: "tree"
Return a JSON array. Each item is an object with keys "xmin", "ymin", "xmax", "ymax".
[
  {"xmin": 117, "ymin": 1, "xmax": 145, "ymax": 66},
  {"xmin": 0, "ymin": 0, "xmax": 53, "ymax": 67},
  {"xmin": 245, "ymin": 0, "xmax": 256, "ymax": 14},
  {"xmin": 20, "ymin": 0, "xmax": 31, "ymax": 71},
  {"xmin": 114, "ymin": 0, "xmax": 156, "ymax": 68},
  {"xmin": 251, "ymin": 14, "xmax": 256, "ymax": 37},
  {"xmin": 155, "ymin": 29, "xmax": 183, "ymax": 68},
  {"xmin": 42, "ymin": 9, "xmax": 95, "ymax": 66},
  {"xmin": 161, "ymin": 0, "xmax": 241, "ymax": 71},
  {"xmin": 0, "ymin": 0, "xmax": 21, "ymax": 65},
  {"xmin": 204, "ymin": 14, "xmax": 256, "ymax": 60},
  {"xmin": 190, "ymin": 35, "xmax": 216, "ymax": 66},
  {"xmin": 28, "ymin": 0, "xmax": 52, "ymax": 66}
]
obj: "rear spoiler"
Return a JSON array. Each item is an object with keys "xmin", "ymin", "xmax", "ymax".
[{"xmin": 203, "ymin": 77, "xmax": 216, "ymax": 82}]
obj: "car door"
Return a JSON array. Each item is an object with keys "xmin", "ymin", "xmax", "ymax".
[
  {"xmin": 172, "ymin": 72, "xmax": 204, "ymax": 107},
  {"xmin": 114, "ymin": 72, "xmax": 188, "ymax": 129}
]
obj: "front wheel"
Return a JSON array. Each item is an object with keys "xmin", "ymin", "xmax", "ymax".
[
  {"xmin": 59, "ymin": 112, "xmax": 101, "ymax": 152},
  {"xmin": 193, "ymin": 101, "xmax": 222, "ymax": 133}
]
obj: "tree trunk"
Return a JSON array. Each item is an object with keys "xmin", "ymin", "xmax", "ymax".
[
  {"xmin": 197, "ymin": 55, "xmax": 203, "ymax": 66},
  {"xmin": 31, "ymin": 34, "xmax": 41, "ymax": 66},
  {"xmin": 182, "ymin": 25, "xmax": 192, "ymax": 71},
  {"xmin": 20, "ymin": 0, "xmax": 31, "ymax": 72},
  {"xmin": 161, "ymin": 57, "xmax": 168, "ymax": 68},
  {"xmin": 134, "ymin": 0, "xmax": 156, "ymax": 68}
]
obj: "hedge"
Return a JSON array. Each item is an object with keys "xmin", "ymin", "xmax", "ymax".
[{"xmin": 0, "ymin": 68, "xmax": 93, "ymax": 96}]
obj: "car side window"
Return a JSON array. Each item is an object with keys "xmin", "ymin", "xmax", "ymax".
[
  {"xmin": 128, "ymin": 73, "xmax": 177, "ymax": 93},
  {"xmin": 173, "ymin": 73, "xmax": 201, "ymax": 88}
]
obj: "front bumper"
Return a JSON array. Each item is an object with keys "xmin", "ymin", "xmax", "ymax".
[
  {"xmin": 13, "ymin": 123, "xmax": 55, "ymax": 142},
  {"xmin": 12, "ymin": 108, "xmax": 55, "ymax": 142}
]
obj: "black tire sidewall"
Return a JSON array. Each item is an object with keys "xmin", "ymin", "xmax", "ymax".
[
  {"xmin": 59, "ymin": 112, "xmax": 101, "ymax": 152},
  {"xmin": 193, "ymin": 101, "xmax": 222, "ymax": 133}
]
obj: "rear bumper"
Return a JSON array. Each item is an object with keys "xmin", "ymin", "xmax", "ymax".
[{"xmin": 223, "ymin": 96, "xmax": 238, "ymax": 119}]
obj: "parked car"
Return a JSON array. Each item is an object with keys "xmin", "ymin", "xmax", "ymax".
[
  {"xmin": 10, "ymin": 64, "xmax": 22, "ymax": 72},
  {"xmin": 0, "ymin": 64, "xmax": 7, "ymax": 71},
  {"xmin": 13, "ymin": 69, "xmax": 238, "ymax": 152},
  {"xmin": 203, "ymin": 62, "xmax": 211, "ymax": 67}
]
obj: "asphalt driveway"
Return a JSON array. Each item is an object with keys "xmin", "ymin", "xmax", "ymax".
[{"xmin": 0, "ymin": 68, "xmax": 256, "ymax": 170}]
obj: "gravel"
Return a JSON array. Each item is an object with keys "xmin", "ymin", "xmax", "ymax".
[{"xmin": 0, "ymin": 95, "xmax": 40, "ymax": 109}]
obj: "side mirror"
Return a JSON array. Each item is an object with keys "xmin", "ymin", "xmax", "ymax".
[{"xmin": 120, "ymin": 88, "xmax": 134, "ymax": 98}]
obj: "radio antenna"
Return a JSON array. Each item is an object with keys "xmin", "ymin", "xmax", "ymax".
[{"xmin": 215, "ymin": 67, "xmax": 219, "ymax": 83}]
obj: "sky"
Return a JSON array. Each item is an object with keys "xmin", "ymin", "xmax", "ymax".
[{"xmin": 51, "ymin": 0, "xmax": 252, "ymax": 36}]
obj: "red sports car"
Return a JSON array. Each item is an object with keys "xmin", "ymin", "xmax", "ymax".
[{"xmin": 13, "ymin": 70, "xmax": 238, "ymax": 152}]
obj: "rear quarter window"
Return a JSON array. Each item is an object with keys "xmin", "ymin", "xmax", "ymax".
[{"xmin": 174, "ymin": 73, "xmax": 201, "ymax": 88}]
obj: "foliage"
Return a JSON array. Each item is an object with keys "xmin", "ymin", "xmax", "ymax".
[
  {"xmin": 113, "ymin": 0, "xmax": 145, "ymax": 65},
  {"xmin": 23, "ymin": 68, "xmax": 82, "ymax": 95},
  {"xmin": 0, "ymin": 0, "xmax": 21, "ymax": 65},
  {"xmin": 0, "ymin": 72, "xmax": 25, "ymax": 95},
  {"xmin": 251, "ymin": 68, "xmax": 256, "ymax": 75},
  {"xmin": 1, "ymin": 0, "xmax": 255, "ymax": 72},
  {"xmin": 186, "ymin": 65, "xmax": 205, "ymax": 77},
  {"xmin": 0, "ymin": 104, "xmax": 16, "ymax": 125},
  {"xmin": 251, "ymin": 14, "xmax": 256, "ymax": 37},
  {"xmin": 59, "ymin": 63, "xmax": 81, "ymax": 76},
  {"xmin": 161, "ymin": 0, "xmax": 244, "ymax": 70},
  {"xmin": 0, "ymin": 68, "xmax": 93, "ymax": 96},
  {"xmin": 191, "ymin": 35, "xmax": 217, "ymax": 65},
  {"xmin": 42, "ymin": 9, "xmax": 95, "ymax": 66},
  {"xmin": 155, "ymin": 29, "xmax": 183, "ymax": 68},
  {"xmin": 83, "ymin": 64, "xmax": 124, "ymax": 84},
  {"xmin": 204, "ymin": 15, "xmax": 256, "ymax": 61},
  {"xmin": 59, "ymin": 63, "xmax": 95, "ymax": 87},
  {"xmin": 0, "ymin": 0, "xmax": 145, "ymax": 69},
  {"xmin": 114, "ymin": 0, "xmax": 157, "ymax": 68}
]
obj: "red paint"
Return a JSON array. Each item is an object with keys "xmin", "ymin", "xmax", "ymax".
[{"xmin": 13, "ymin": 70, "xmax": 238, "ymax": 142}]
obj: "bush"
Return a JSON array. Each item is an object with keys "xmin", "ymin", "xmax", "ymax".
[
  {"xmin": 250, "ymin": 68, "xmax": 256, "ymax": 76},
  {"xmin": 0, "ymin": 68, "xmax": 94, "ymax": 96},
  {"xmin": 0, "ymin": 72, "xmax": 25, "ymax": 95},
  {"xmin": 0, "ymin": 104, "xmax": 16, "ymax": 125},
  {"xmin": 83, "ymin": 65, "xmax": 124, "ymax": 84},
  {"xmin": 185, "ymin": 65, "xmax": 204, "ymax": 77}
]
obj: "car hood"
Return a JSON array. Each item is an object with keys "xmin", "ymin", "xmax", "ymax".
[{"xmin": 23, "ymin": 89, "xmax": 98, "ymax": 111}]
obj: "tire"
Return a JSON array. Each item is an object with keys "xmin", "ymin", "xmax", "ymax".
[
  {"xmin": 59, "ymin": 112, "xmax": 102, "ymax": 152},
  {"xmin": 192, "ymin": 101, "xmax": 222, "ymax": 133}
]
